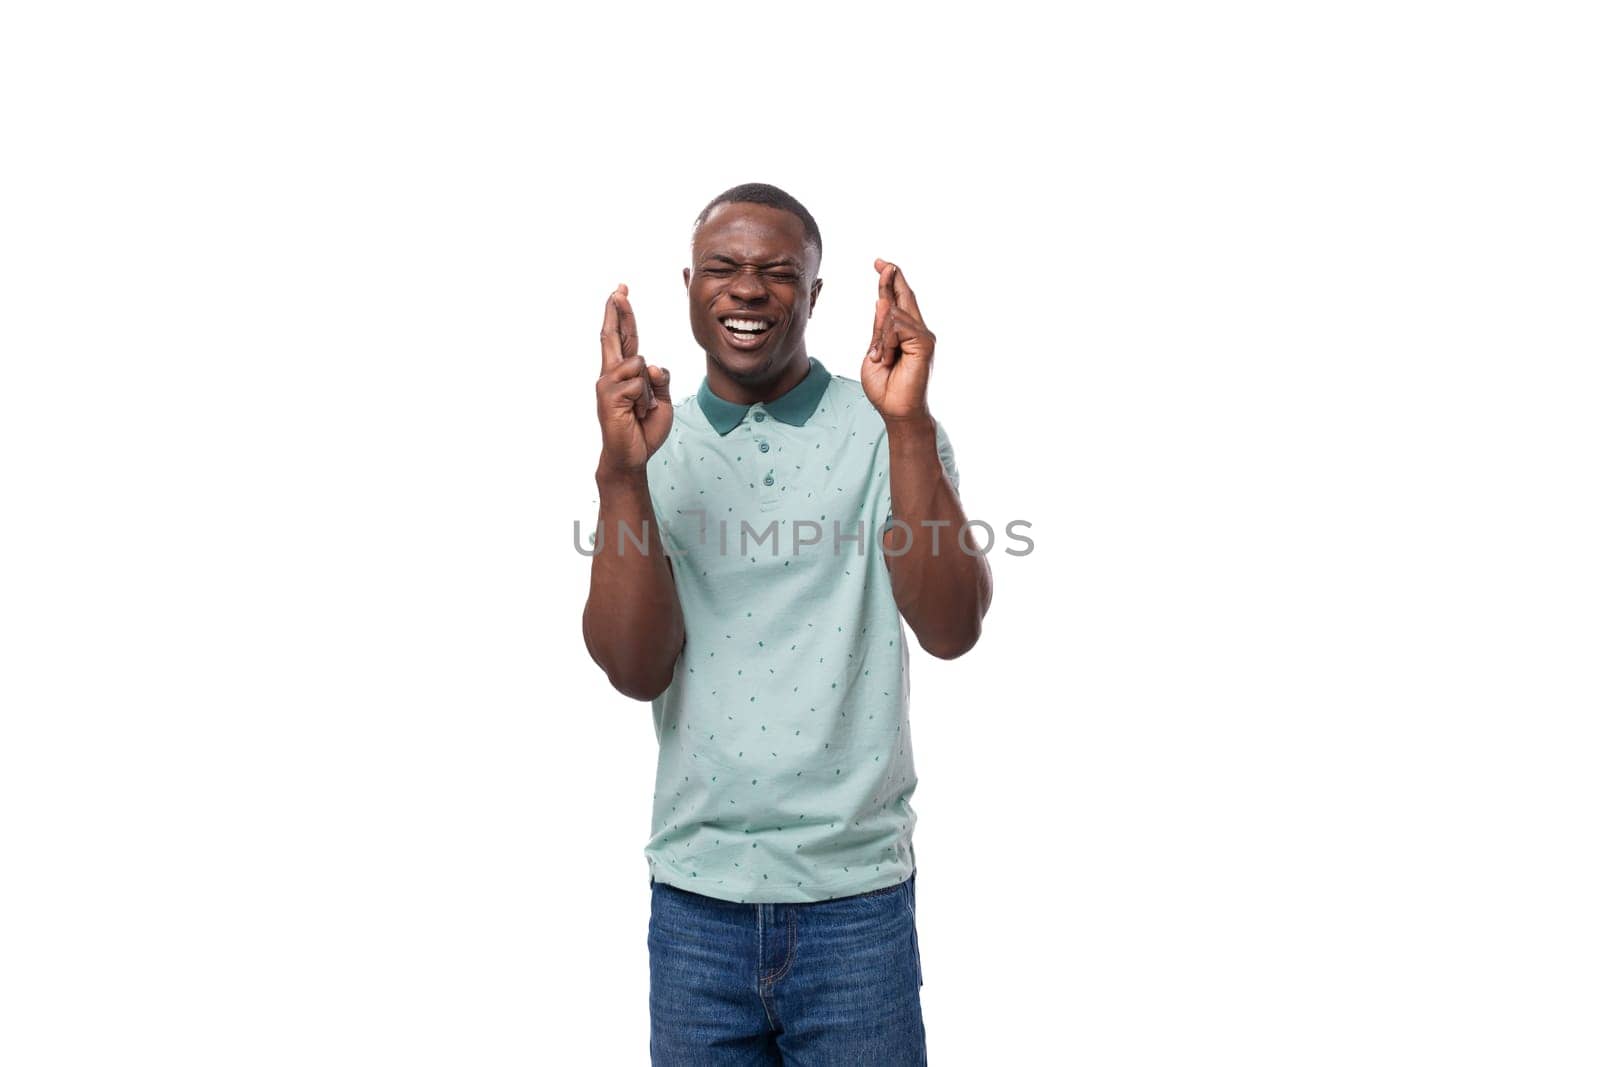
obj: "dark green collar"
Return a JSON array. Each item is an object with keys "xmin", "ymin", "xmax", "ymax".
[{"xmin": 696, "ymin": 357, "xmax": 832, "ymax": 436}]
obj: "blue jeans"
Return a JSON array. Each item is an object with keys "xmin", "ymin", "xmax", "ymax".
[{"xmin": 647, "ymin": 872, "xmax": 927, "ymax": 1065}]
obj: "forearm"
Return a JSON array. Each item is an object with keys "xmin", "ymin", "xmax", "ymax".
[
  {"xmin": 881, "ymin": 416, "xmax": 993, "ymax": 659},
  {"xmin": 583, "ymin": 467, "xmax": 686, "ymax": 700}
]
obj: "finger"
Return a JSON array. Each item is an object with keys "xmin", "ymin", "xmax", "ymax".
[
  {"xmin": 868, "ymin": 294, "xmax": 890, "ymax": 361},
  {"xmin": 600, "ymin": 288, "xmax": 624, "ymax": 370},
  {"xmin": 609, "ymin": 355, "xmax": 649, "ymax": 420},
  {"xmin": 618, "ymin": 375, "xmax": 649, "ymax": 418},
  {"xmin": 876, "ymin": 260, "xmax": 897, "ymax": 307},
  {"xmin": 601, "ymin": 371, "xmax": 649, "ymax": 413},
  {"xmin": 642, "ymin": 372, "xmax": 675, "ymax": 441},
  {"xmin": 876, "ymin": 313, "xmax": 903, "ymax": 368},
  {"xmin": 646, "ymin": 364, "xmax": 671, "ymax": 404},
  {"xmin": 639, "ymin": 362, "xmax": 659, "ymax": 414},
  {"xmin": 613, "ymin": 287, "xmax": 640, "ymax": 361},
  {"xmin": 608, "ymin": 353, "xmax": 647, "ymax": 382},
  {"xmin": 889, "ymin": 264, "xmax": 922, "ymax": 318},
  {"xmin": 638, "ymin": 365, "xmax": 669, "ymax": 423},
  {"xmin": 868, "ymin": 260, "xmax": 897, "ymax": 360},
  {"xmin": 619, "ymin": 372, "xmax": 654, "ymax": 408},
  {"xmin": 881, "ymin": 299, "xmax": 900, "ymax": 361},
  {"xmin": 887, "ymin": 310, "xmax": 932, "ymax": 358}
]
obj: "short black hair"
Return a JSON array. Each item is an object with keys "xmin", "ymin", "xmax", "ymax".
[{"xmin": 693, "ymin": 182, "xmax": 822, "ymax": 265}]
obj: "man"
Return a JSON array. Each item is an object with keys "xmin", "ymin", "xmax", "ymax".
[{"xmin": 583, "ymin": 183, "xmax": 992, "ymax": 1064}]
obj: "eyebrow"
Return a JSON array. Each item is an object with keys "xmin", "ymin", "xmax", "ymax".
[{"xmin": 700, "ymin": 254, "xmax": 802, "ymax": 269}]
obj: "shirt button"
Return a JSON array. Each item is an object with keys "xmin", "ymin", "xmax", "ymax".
[
  {"xmin": 753, "ymin": 411, "xmax": 766, "ymax": 422},
  {"xmin": 763, "ymin": 474, "xmax": 775, "ymax": 486},
  {"xmin": 758, "ymin": 441, "xmax": 770, "ymax": 453}
]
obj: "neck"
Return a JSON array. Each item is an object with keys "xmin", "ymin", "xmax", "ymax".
[{"xmin": 705, "ymin": 350, "xmax": 811, "ymax": 407}]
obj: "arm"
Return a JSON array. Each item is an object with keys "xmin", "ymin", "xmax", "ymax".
[
  {"xmin": 882, "ymin": 415, "xmax": 992, "ymax": 659},
  {"xmin": 582, "ymin": 284, "xmax": 686, "ymax": 700},
  {"xmin": 862, "ymin": 259, "xmax": 993, "ymax": 659}
]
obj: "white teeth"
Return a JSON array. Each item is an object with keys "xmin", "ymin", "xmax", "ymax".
[{"xmin": 721, "ymin": 318, "xmax": 771, "ymax": 333}]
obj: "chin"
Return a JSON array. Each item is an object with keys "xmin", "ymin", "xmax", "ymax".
[
  {"xmin": 711, "ymin": 346, "xmax": 782, "ymax": 380},
  {"xmin": 713, "ymin": 354, "xmax": 773, "ymax": 384}
]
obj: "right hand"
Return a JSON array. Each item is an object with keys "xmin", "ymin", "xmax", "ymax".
[{"xmin": 596, "ymin": 283, "xmax": 672, "ymax": 477}]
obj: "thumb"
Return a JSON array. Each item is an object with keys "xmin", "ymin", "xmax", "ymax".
[
  {"xmin": 859, "ymin": 351, "xmax": 886, "ymax": 393},
  {"xmin": 648, "ymin": 364, "xmax": 672, "ymax": 404}
]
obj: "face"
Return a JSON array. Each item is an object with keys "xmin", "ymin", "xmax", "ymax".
[{"xmin": 684, "ymin": 202, "xmax": 822, "ymax": 386}]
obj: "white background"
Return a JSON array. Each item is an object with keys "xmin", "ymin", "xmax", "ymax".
[{"xmin": 3, "ymin": 2, "xmax": 1596, "ymax": 1064}]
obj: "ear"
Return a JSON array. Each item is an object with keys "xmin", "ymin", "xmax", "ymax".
[
  {"xmin": 683, "ymin": 266, "xmax": 691, "ymax": 289},
  {"xmin": 808, "ymin": 277, "xmax": 823, "ymax": 318}
]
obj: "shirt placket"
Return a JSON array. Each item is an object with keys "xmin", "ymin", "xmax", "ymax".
[{"xmin": 749, "ymin": 406, "xmax": 781, "ymax": 513}]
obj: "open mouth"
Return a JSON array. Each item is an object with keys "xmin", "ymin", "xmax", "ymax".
[{"xmin": 718, "ymin": 315, "xmax": 775, "ymax": 349}]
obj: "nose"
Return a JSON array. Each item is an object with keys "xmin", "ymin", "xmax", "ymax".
[{"xmin": 727, "ymin": 268, "xmax": 767, "ymax": 303}]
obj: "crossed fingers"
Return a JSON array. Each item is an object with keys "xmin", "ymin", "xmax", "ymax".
[
  {"xmin": 600, "ymin": 283, "xmax": 654, "ymax": 414},
  {"xmin": 868, "ymin": 259, "xmax": 930, "ymax": 364}
]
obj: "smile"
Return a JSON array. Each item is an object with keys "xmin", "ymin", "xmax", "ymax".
[{"xmin": 718, "ymin": 315, "xmax": 775, "ymax": 348}]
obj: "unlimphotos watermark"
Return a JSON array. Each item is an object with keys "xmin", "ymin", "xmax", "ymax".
[{"xmin": 575, "ymin": 511, "xmax": 1034, "ymax": 558}]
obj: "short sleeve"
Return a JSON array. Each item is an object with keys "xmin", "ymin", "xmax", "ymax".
[{"xmin": 641, "ymin": 447, "xmax": 672, "ymax": 548}]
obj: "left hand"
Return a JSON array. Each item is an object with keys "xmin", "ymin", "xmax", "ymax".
[{"xmin": 861, "ymin": 258, "xmax": 935, "ymax": 422}]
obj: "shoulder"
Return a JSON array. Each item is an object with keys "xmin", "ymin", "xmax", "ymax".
[
  {"xmin": 644, "ymin": 394, "xmax": 704, "ymax": 484},
  {"xmin": 821, "ymin": 372, "xmax": 958, "ymax": 442},
  {"xmin": 654, "ymin": 393, "xmax": 705, "ymax": 449},
  {"xmin": 816, "ymin": 372, "xmax": 884, "ymax": 434},
  {"xmin": 826, "ymin": 371, "xmax": 868, "ymax": 401}
]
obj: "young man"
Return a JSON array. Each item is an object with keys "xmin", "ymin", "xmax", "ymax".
[{"xmin": 583, "ymin": 183, "xmax": 992, "ymax": 1064}]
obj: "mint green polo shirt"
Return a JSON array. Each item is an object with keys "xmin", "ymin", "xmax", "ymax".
[{"xmin": 642, "ymin": 356, "xmax": 961, "ymax": 903}]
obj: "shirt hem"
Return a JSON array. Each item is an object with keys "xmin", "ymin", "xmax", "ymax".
[{"xmin": 645, "ymin": 857, "xmax": 917, "ymax": 904}]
